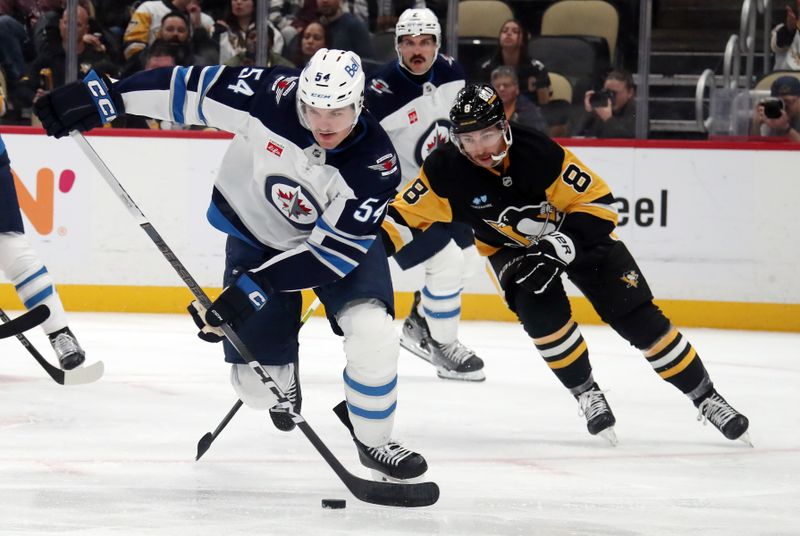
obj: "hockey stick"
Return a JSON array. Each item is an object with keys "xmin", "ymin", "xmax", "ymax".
[
  {"xmin": 0, "ymin": 304, "xmax": 50, "ymax": 338},
  {"xmin": 195, "ymin": 297, "xmax": 321, "ymax": 461},
  {"xmin": 73, "ymin": 132, "xmax": 439, "ymax": 508},
  {"xmin": 0, "ymin": 307, "xmax": 105, "ymax": 385}
]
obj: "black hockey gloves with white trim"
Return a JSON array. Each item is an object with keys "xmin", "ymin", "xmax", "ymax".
[
  {"xmin": 34, "ymin": 70, "xmax": 124, "ymax": 139},
  {"xmin": 515, "ymin": 232, "xmax": 577, "ymax": 294},
  {"xmin": 188, "ymin": 272, "xmax": 273, "ymax": 343}
]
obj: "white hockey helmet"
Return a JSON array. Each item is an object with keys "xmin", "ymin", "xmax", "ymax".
[
  {"xmin": 395, "ymin": 8, "xmax": 441, "ymax": 71},
  {"xmin": 296, "ymin": 48, "xmax": 365, "ymax": 131}
]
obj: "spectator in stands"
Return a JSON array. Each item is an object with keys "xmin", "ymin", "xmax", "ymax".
[
  {"xmin": 214, "ymin": 0, "xmax": 284, "ymax": 64},
  {"xmin": 0, "ymin": 0, "xmax": 60, "ymax": 86},
  {"xmin": 124, "ymin": 0, "xmax": 215, "ymax": 61},
  {"xmin": 155, "ymin": 11, "xmax": 216, "ymax": 65},
  {"xmin": 12, "ymin": 6, "xmax": 116, "ymax": 111},
  {"xmin": 750, "ymin": 75, "xmax": 800, "ymax": 141},
  {"xmin": 478, "ymin": 19, "xmax": 552, "ymax": 106},
  {"xmin": 269, "ymin": 0, "xmax": 367, "ymax": 42},
  {"xmin": 226, "ymin": 23, "xmax": 294, "ymax": 67},
  {"xmin": 316, "ymin": 0, "xmax": 374, "ymax": 59},
  {"xmin": 490, "ymin": 66, "xmax": 548, "ymax": 133},
  {"xmin": 290, "ymin": 20, "xmax": 327, "ymax": 66},
  {"xmin": 570, "ymin": 70, "xmax": 636, "ymax": 139},
  {"xmin": 770, "ymin": 1, "xmax": 800, "ymax": 71}
]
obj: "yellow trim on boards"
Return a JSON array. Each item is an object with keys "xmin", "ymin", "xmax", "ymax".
[{"xmin": 1, "ymin": 284, "xmax": 798, "ymax": 332}]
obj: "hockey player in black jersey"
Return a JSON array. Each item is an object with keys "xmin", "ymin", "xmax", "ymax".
[
  {"xmin": 33, "ymin": 49, "xmax": 429, "ymax": 481},
  {"xmin": 366, "ymin": 8, "xmax": 485, "ymax": 382},
  {"xmin": 382, "ymin": 83, "xmax": 751, "ymax": 446}
]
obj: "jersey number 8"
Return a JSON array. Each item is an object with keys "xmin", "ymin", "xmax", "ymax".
[{"xmin": 561, "ymin": 164, "xmax": 592, "ymax": 193}]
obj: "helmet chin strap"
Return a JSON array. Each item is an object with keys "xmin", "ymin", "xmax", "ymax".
[{"xmin": 489, "ymin": 123, "xmax": 514, "ymax": 162}]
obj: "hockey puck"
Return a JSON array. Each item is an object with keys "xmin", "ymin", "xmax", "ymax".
[{"xmin": 321, "ymin": 499, "xmax": 346, "ymax": 509}]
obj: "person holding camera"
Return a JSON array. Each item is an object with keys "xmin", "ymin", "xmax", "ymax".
[
  {"xmin": 770, "ymin": 1, "xmax": 800, "ymax": 71},
  {"xmin": 750, "ymin": 75, "xmax": 800, "ymax": 141},
  {"xmin": 569, "ymin": 70, "xmax": 636, "ymax": 139}
]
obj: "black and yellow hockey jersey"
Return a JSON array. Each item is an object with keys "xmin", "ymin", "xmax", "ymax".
[{"xmin": 382, "ymin": 124, "xmax": 619, "ymax": 257}]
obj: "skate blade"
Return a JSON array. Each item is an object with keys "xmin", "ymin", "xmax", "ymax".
[
  {"xmin": 400, "ymin": 337, "xmax": 434, "ymax": 365},
  {"xmin": 737, "ymin": 432, "xmax": 754, "ymax": 448},
  {"xmin": 435, "ymin": 368, "xmax": 486, "ymax": 382},
  {"xmin": 369, "ymin": 469, "xmax": 425, "ymax": 484},
  {"xmin": 597, "ymin": 427, "xmax": 618, "ymax": 447}
]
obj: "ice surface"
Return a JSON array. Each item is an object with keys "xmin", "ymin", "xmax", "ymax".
[{"xmin": 1, "ymin": 313, "xmax": 797, "ymax": 535}]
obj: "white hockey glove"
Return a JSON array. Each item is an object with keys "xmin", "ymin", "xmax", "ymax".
[{"xmin": 188, "ymin": 300, "xmax": 225, "ymax": 343}]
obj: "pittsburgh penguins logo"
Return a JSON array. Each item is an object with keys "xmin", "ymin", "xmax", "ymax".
[
  {"xmin": 414, "ymin": 121, "xmax": 451, "ymax": 166},
  {"xmin": 620, "ymin": 270, "xmax": 640, "ymax": 288},
  {"xmin": 264, "ymin": 175, "xmax": 322, "ymax": 230},
  {"xmin": 484, "ymin": 203, "xmax": 562, "ymax": 247}
]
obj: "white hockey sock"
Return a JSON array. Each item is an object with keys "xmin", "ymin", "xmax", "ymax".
[
  {"xmin": 338, "ymin": 300, "xmax": 398, "ymax": 448},
  {"xmin": 0, "ymin": 232, "xmax": 68, "ymax": 334}
]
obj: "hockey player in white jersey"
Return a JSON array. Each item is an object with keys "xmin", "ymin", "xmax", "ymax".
[
  {"xmin": 366, "ymin": 8, "xmax": 485, "ymax": 381},
  {"xmin": 33, "ymin": 49, "xmax": 428, "ymax": 482},
  {"xmin": 0, "ymin": 133, "xmax": 86, "ymax": 370}
]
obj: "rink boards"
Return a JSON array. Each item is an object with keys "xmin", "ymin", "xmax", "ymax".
[{"xmin": 1, "ymin": 128, "xmax": 798, "ymax": 331}]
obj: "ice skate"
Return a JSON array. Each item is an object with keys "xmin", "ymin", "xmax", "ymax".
[
  {"xmin": 48, "ymin": 327, "xmax": 85, "ymax": 370},
  {"xmin": 267, "ymin": 363, "xmax": 302, "ymax": 432},
  {"xmin": 696, "ymin": 389, "xmax": 752, "ymax": 446},
  {"xmin": 576, "ymin": 383, "xmax": 617, "ymax": 446},
  {"xmin": 400, "ymin": 291, "xmax": 485, "ymax": 381},
  {"xmin": 333, "ymin": 400, "xmax": 428, "ymax": 482}
]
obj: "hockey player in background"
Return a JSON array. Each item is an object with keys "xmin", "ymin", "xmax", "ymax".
[
  {"xmin": 366, "ymin": 8, "xmax": 485, "ymax": 382},
  {"xmin": 33, "ymin": 49, "xmax": 428, "ymax": 482},
  {"xmin": 381, "ymin": 83, "xmax": 751, "ymax": 446},
  {"xmin": 0, "ymin": 130, "xmax": 86, "ymax": 370}
]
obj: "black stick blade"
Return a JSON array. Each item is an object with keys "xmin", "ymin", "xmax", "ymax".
[
  {"xmin": 344, "ymin": 475, "xmax": 440, "ymax": 507},
  {"xmin": 196, "ymin": 433, "xmax": 214, "ymax": 461}
]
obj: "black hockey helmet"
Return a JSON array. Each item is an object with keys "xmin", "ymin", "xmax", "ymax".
[{"xmin": 449, "ymin": 83, "xmax": 505, "ymax": 134}]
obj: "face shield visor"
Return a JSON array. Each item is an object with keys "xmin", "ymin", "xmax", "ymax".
[{"xmin": 297, "ymin": 100, "xmax": 358, "ymax": 142}]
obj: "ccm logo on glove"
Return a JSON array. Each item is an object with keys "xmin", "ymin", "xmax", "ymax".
[{"xmin": 84, "ymin": 70, "xmax": 118, "ymax": 123}]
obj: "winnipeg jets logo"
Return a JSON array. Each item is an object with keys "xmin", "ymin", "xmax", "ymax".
[
  {"xmin": 369, "ymin": 78, "xmax": 393, "ymax": 94},
  {"xmin": 414, "ymin": 121, "xmax": 451, "ymax": 165},
  {"xmin": 485, "ymin": 203, "xmax": 562, "ymax": 247},
  {"xmin": 368, "ymin": 153, "xmax": 398, "ymax": 176},
  {"xmin": 265, "ymin": 175, "xmax": 321, "ymax": 229},
  {"xmin": 272, "ymin": 75, "xmax": 298, "ymax": 105},
  {"xmin": 621, "ymin": 270, "xmax": 640, "ymax": 288}
]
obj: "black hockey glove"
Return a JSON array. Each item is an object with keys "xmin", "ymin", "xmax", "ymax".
[
  {"xmin": 33, "ymin": 70, "xmax": 123, "ymax": 139},
  {"xmin": 189, "ymin": 271, "xmax": 272, "ymax": 343},
  {"xmin": 515, "ymin": 232, "xmax": 577, "ymax": 294}
]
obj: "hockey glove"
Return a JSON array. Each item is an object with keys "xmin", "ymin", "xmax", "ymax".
[
  {"xmin": 188, "ymin": 300, "xmax": 225, "ymax": 343},
  {"xmin": 204, "ymin": 272, "xmax": 272, "ymax": 330},
  {"xmin": 515, "ymin": 232, "xmax": 577, "ymax": 294},
  {"xmin": 33, "ymin": 70, "xmax": 123, "ymax": 139}
]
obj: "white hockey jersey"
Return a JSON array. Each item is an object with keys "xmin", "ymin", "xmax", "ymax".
[
  {"xmin": 365, "ymin": 55, "xmax": 465, "ymax": 188},
  {"xmin": 115, "ymin": 65, "xmax": 401, "ymax": 291}
]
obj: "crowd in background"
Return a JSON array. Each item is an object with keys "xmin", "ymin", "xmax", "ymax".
[{"xmin": 0, "ymin": 0, "xmax": 797, "ymax": 140}]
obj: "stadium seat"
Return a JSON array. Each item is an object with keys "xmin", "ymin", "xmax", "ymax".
[
  {"xmin": 528, "ymin": 35, "xmax": 610, "ymax": 101},
  {"xmin": 373, "ymin": 30, "xmax": 398, "ymax": 63},
  {"xmin": 547, "ymin": 72, "xmax": 573, "ymax": 104},
  {"xmin": 540, "ymin": 0, "xmax": 619, "ymax": 61},
  {"xmin": 458, "ymin": 0, "xmax": 514, "ymax": 38}
]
